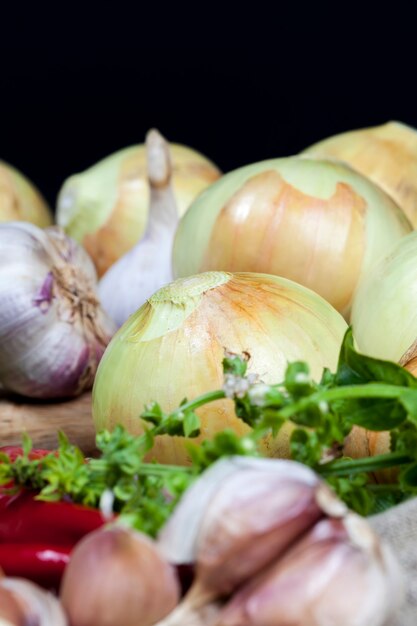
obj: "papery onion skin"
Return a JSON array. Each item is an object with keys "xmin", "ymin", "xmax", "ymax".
[
  {"xmin": 0, "ymin": 161, "xmax": 52, "ymax": 227},
  {"xmin": 303, "ymin": 121, "xmax": 417, "ymax": 228},
  {"xmin": 56, "ymin": 143, "xmax": 220, "ymax": 277},
  {"xmin": 351, "ymin": 230, "xmax": 417, "ymax": 364},
  {"xmin": 0, "ymin": 223, "xmax": 115, "ymax": 399},
  {"xmin": 172, "ymin": 157, "xmax": 410, "ymax": 318},
  {"xmin": 92, "ymin": 271, "xmax": 347, "ymax": 465}
]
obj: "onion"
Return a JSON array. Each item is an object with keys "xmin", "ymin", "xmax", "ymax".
[
  {"xmin": 172, "ymin": 157, "xmax": 410, "ymax": 318},
  {"xmin": 92, "ymin": 271, "xmax": 347, "ymax": 464},
  {"xmin": 56, "ymin": 139, "xmax": 220, "ymax": 276},
  {"xmin": 302, "ymin": 121, "xmax": 417, "ymax": 228},
  {"xmin": 351, "ymin": 230, "xmax": 417, "ymax": 366},
  {"xmin": 0, "ymin": 161, "xmax": 52, "ymax": 227}
]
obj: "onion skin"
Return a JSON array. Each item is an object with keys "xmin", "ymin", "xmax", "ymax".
[
  {"xmin": 56, "ymin": 143, "xmax": 220, "ymax": 277},
  {"xmin": 351, "ymin": 230, "xmax": 417, "ymax": 364},
  {"xmin": 92, "ymin": 271, "xmax": 347, "ymax": 464},
  {"xmin": 0, "ymin": 161, "xmax": 52, "ymax": 227},
  {"xmin": 172, "ymin": 157, "xmax": 410, "ymax": 318},
  {"xmin": 303, "ymin": 121, "xmax": 417, "ymax": 228}
]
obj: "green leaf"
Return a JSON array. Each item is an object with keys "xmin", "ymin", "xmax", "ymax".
[
  {"xmin": 22, "ymin": 433, "xmax": 33, "ymax": 457},
  {"xmin": 183, "ymin": 411, "xmax": 200, "ymax": 438},
  {"xmin": 337, "ymin": 328, "xmax": 417, "ymax": 388}
]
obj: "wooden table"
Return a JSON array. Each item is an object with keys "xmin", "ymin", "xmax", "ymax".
[{"xmin": 0, "ymin": 392, "xmax": 97, "ymax": 455}]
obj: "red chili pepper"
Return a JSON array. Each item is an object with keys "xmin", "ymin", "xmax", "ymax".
[
  {"xmin": 0, "ymin": 447, "xmax": 108, "ymax": 590},
  {"xmin": 0, "ymin": 490, "xmax": 105, "ymax": 545},
  {"xmin": 0, "ymin": 543, "xmax": 71, "ymax": 590}
]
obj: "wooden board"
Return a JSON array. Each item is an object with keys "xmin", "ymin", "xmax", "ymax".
[{"xmin": 0, "ymin": 392, "xmax": 97, "ymax": 455}]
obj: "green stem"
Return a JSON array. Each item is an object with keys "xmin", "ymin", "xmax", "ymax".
[
  {"xmin": 277, "ymin": 383, "xmax": 410, "ymax": 420},
  {"xmin": 135, "ymin": 463, "xmax": 194, "ymax": 476},
  {"xmin": 172, "ymin": 390, "xmax": 226, "ymax": 415},
  {"xmin": 318, "ymin": 452, "xmax": 412, "ymax": 477}
]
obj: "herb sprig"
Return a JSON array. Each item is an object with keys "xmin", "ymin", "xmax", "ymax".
[{"xmin": 2, "ymin": 328, "xmax": 417, "ymax": 533}]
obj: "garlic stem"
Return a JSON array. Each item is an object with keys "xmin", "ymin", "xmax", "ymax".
[
  {"xmin": 154, "ymin": 581, "xmax": 221, "ymax": 626},
  {"xmin": 98, "ymin": 129, "xmax": 179, "ymax": 327},
  {"xmin": 146, "ymin": 128, "xmax": 178, "ymax": 236}
]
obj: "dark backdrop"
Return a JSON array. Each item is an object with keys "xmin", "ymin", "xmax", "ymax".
[{"xmin": 1, "ymin": 4, "xmax": 415, "ymax": 208}]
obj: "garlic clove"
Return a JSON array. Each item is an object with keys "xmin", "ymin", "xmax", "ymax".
[
  {"xmin": 60, "ymin": 525, "xmax": 180, "ymax": 626},
  {"xmin": 0, "ymin": 586, "xmax": 23, "ymax": 625},
  {"xmin": 158, "ymin": 457, "xmax": 341, "ymax": 597},
  {"xmin": 217, "ymin": 513, "xmax": 403, "ymax": 626},
  {"xmin": 0, "ymin": 577, "xmax": 68, "ymax": 625},
  {"xmin": 98, "ymin": 129, "xmax": 179, "ymax": 327}
]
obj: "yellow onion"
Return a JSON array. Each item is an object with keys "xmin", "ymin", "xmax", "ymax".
[
  {"xmin": 351, "ymin": 230, "xmax": 417, "ymax": 366},
  {"xmin": 172, "ymin": 157, "xmax": 410, "ymax": 318},
  {"xmin": 56, "ymin": 140, "xmax": 220, "ymax": 276},
  {"xmin": 302, "ymin": 121, "xmax": 417, "ymax": 228},
  {"xmin": 0, "ymin": 161, "xmax": 52, "ymax": 227},
  {"xmin": 92, "ymin": 271, "xmax": 347, "ymax": 464}
]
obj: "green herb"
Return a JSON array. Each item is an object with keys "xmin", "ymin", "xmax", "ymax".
[{"xmin": 3, "ymin": 328, "xmax": 417, "ymax": 533}]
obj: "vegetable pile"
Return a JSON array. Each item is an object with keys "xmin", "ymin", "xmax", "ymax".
[{"xmin": 2, "ymin": 120, "xmax": 417, "ymax": 624}]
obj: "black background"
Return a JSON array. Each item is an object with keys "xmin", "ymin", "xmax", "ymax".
[{"xmin": 1, "ymin": 4, "xmax": 415, "ymax": 209}]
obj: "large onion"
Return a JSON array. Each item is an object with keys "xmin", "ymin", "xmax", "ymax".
[
  {"xmin": 351, "ymin": 230, "xmax": 417, "ymax": 371},
  {"xmin": 92, "ymin": 271, "xmax": 347, "ymax": 465},
  {"xmin": 0, "ymin": 161, "xmax": 52, "ymax": 227},
  {"xmin": 172, "ymin": 157, "xmax": 410, "ymax": 318},
  {"xmin": 56, "ymin": 141, "xmax": 220, "ymax": 276},
  {"xmin": 302, "ymin": 121, "xmax": 417, "ymax": 228}
]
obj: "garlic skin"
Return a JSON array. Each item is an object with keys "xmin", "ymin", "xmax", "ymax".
[
  {"xmin": 0, "ymin": 577, "xmax": 68, "ymax": 625},
  {"xmin": 60, "ymin": 525, "xmax": 180, "ymax": 626},
  {"xmin": 0, "ymin": 223, "xmax": 115, "ymax": 399},
  {"xmin": 158, "ymin": 457, "xmax": 343, "ymax": 597},
  {"xmin": 0, "ymin": 161, "xmax": 52, "ymax": 227},
  {"xmin": 98, "ymin": 129, "xmax": 178, "ymax": 327},
  {"xmin": 56, "ymin": 138, "xmax": 220, "ymax": 277},
  {"xmin": 172, "ymin": 157, "xmax": 411, "ymax": 318},
  {"xmin": 217, "ymin": 514, "xmax": 403, "ymax": 626},
  {"xmin": 303, "ymin": 121, "xmax": 417, "ymax": 228}
]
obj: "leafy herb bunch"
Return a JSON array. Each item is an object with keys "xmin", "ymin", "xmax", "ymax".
[{"xmin": 2, "ymin": 328, "xmax": 417, "ymax": 535}]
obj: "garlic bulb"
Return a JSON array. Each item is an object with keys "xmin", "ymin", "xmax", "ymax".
[
  {"xmin": 60, "ymin": 525, "xmax": 180, "ymax": 626},
  {"xmin": 0, "ymin": 577, "xmax": 68, "ymax": 625},
  {"xmin": 98, "ymin": 129, "xmax": 178, "ymax": 327},
  {"xmin": 0, "ymin": 161, "xmax": 52, "ymax": 227},
  {"xmin": 172, "ymin": 157, "xmax": 411, "ymax": 318},
  {"xmin": 158, "ymin": 457, "xmax": 343, "ymax": 597},
  {"xmin": 217, "ymin": 514, "xmax": 402, "ymax": 626},
  {"xmin": 0, "ymin": 223, "xmax": 116, "ymax": 399},
  {"xmin": 56, "ymin": 135, "xmax": 220, "ymax": 277},
  {"xmin": 303, "ymin": 121, "xmax": 417, "ymax": 228},
  {"xmin": 93, "ymin": 271, "xmax": 347, "ymax": 464}
]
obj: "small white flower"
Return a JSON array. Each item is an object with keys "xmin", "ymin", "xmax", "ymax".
[
  {"xmin": 294, "ymin": 372, "xmax": 310, "ymax": 384},
  {"xmin": 248, "ymin": 383, "xmax": 272, "ymax": 406}
]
